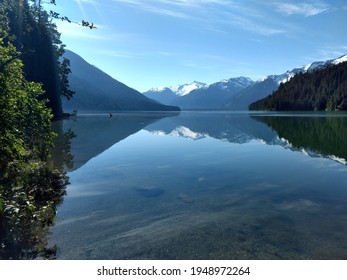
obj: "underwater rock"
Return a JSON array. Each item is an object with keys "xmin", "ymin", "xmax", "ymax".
[
  {"xmin": 134, "ymin": 187, "xmax": 165, "ymax": 197},
  {"xmin": 278, "ymin": 199, "xmax": 320, "ymax": 210},
  {"xmin": 177, "ymin": 193, "xmax": 194, "ymax": 203}
]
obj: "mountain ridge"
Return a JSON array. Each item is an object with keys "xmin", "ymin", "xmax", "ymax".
[
  {"xmin": 144, "ymin": 76, "xmax": 254, "ymax": 110},
  {"xmin": 62, "ymin": 50, "xmax": 180, "ymax": 112},
  {"xmin": 143, "ymin": 54, "xmax": 347, "ymax": 110},
  {"xmin": 226, "ymin": 54, "xmax": 347, "ymax": 109}
]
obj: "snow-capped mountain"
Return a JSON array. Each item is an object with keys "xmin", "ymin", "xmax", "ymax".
[
  {"xmin": 226, "ymin": 54, "xmax": 347, "ymax": 110},
  {"xmin": 171, "ymin": 77, "xmax": 254, "ymax": 110},
  {"xmin": 142, "ymin": 87, "xmax": 177, "ymax": 105},
  {"xmin": 209, "ymin": 77, "xmax": 254, "ymax": 90},
  {"xmin": 143, "ymin": 81, "xmax": 207, "ymax": 106},
  {"xmin": 143, "ymin": 54, "xmax": 347, "ymax": 110},
  {"xmin": 143, "ymin": 77, "xmax": 254, "ymax": 109},
  {"xmin": 260, "ymin": 54, "xmax": 347, "ymax": 86},
  {"xmin": 145, "ymin": 81, "xmax": 207, "ymax": 97},
  {"xmin": 170, "ymin": 81, "xmax": 207, "ymax": 96}
]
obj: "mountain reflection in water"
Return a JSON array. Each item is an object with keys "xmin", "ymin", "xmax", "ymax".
[{"xmin": 49, "ymin": 112, "xmax": 347, "ymax": 259}]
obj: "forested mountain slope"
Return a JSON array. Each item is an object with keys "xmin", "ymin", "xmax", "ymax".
[
  {"xmin": 63, "ymin": 50, "xmax": 180, "ymax": 112},
  {"xmin": 249, "ymin": 61, "xmax": 347, "ymax": 111}
]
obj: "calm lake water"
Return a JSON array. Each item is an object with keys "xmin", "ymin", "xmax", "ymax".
[{"xmin": 49, "ymin": 111, "xmax": 347, "ymax": 259}]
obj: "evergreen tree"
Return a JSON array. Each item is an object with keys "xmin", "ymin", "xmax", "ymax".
[
  {"xmin": 0, "ymin": 9, "xmax": 54, "ymax": 169},
  {"xmin": 2, "ymin": 0, "xmax": 74, "ymax": 118}
]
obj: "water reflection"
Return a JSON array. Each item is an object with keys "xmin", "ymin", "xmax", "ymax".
[
  {"xmin": 49, "ymin": 112, "xmax": 347, "ymax": 259},
  {"xmin": 145, "ymin": 112, "xmax": 347, "ymax": 164},
  {"xmin": 253, "ymin": 115, "xmax": 347, "ymax": 164},
  {"xmin": 63, "ymin": 112, "xmax": 347, "ymax": 171},
  {"xmin": 0, "ymin": 122, "xmax": 72, "ymax": 259},
  {"xmin": 63, "ymin": 112, "xmax": 179, "ymax": 170}
]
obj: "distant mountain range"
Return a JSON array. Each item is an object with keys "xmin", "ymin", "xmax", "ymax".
[
  {"xmin": 144, "ymin": 77, "xmax": 254, "ymax": 109},
  {"xmin": 62, "ymin": 50, "xmax": 180, "ymax": 112},
  {"xmin": 143, "ymin": 81, "xmax": 207, "ymax": 106},
  {"xmin": 143, "ymin": 54, "xmax": 347, "ymax": 110},
  {"xmin": 62, "ymin": 50, "xmax": 347, "ymax": 112}
]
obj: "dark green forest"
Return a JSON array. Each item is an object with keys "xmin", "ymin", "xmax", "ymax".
[
  {"xmin": 2, "ymin": 0, "xmax": 73, "ymax": 118},
  {"xmin": 0, "ymin": 0, "xmax": 74, "ymax": 259},
  {"xmin": 249, "ymin": 61, "xmax": 347, "ymax": 111}
]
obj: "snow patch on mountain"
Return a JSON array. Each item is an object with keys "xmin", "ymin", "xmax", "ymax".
[
  {"xmin": 146, "ymin": 77, "xmax": 254, "ymax": 97},
  {"xmin": 147, "ymin": 86, "xmax": 169, "ymax": 93},
  {"xmin": 258, "ymin": 54, "xmax": 347, "ymax": 86},
  {"xmin": 147, "ymin": 81, "xmax": 207, "ymax": 96},
  {"xmin": 332, "ymin": 54, "xmax": 347, "ymax": 65},
  {"xmin": 170, "ymin": 81, "xmax": 207, "ymax": 96},
  {"xmin": 215, "ymin": 77, "xmax": 254, "ymax": 90}
]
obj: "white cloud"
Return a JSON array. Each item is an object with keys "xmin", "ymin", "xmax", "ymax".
[
  {"xmin": 228, "ymin": 14, "xmax": 285, "ymax": 36},
  {"xmin": 111, "ymin": 0, "xmax": 233, "ymax": 19},
  {"xmin": 302, "ymin": 45, "xmax": 347, "ymax": 62},
  {"xmin": 111, "ymin": 0, "xmax": 190, "ymax": 18},
  {"xmin": 274, "ymin": 2, "xmax": 330, "ymax": 17}
]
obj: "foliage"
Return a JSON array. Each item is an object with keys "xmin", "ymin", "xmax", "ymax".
[
  {"xmin": 0, "ymin": 42, "xmax": 54, "ymax": 165},
  {"xmin": 1, "ymin": 0, "xmax": 77, "ymax": 118},
  {"xmin": 0, "ymin": 4, "xmax": 71, "ymax": 259},
  {"xmin": 249, "ymin": 61, "xmax": 347, "ymax": 111}
]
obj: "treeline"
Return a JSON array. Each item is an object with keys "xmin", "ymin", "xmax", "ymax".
[
  {"xmin": 249, "ymin": 61, "xmax": 347, "ymax": 111},
  {"xmin": 1, "ymin": 0, "xmax": 73, "ymax": 118}
]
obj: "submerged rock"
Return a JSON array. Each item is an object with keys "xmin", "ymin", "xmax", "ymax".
[
  {"xmin": 177, "ymin": 193, "xmax": 194, "ymax": 203},
  {"xmin": 278, "ymin": 199, "xmax": 320, "ymax": 211},
  {"xmin": 134, "ymin": 187, "xmax": 165, "ymax": 198}
]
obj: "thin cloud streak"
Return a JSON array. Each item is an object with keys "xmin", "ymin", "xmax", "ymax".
[
  {"xmin": 274, "ymin": 2, "xmax": 331, "ymax": 17},
  {"xmin": 112, "ymin": 0, "xmax": 287, "ymax": 37},
  {"xmin": 111, "ymin": 0, "xmax": 192, "ymax": 19},
  {"xmin": 228, "ymin": 14, "xmax": 285, "ymax": 36}
]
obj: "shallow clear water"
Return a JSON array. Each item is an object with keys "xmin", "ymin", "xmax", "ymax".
[{"xmin": 49, "ymin": 112, "xmax": 347, "ymax": 259}]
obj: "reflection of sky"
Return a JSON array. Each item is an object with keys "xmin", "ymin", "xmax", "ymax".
[
  {"xmin": 65, "ymin": 128, "xmax": 347, "ymax": 200},
  {"xmin": 51, "ymin": 115, "xmax": 347, "ymax": 259}
]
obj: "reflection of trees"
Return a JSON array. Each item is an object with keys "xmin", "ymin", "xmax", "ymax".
[
  {"xmin": 51, "ymin": 122, "xmax": 76, "ymax": 171},
  {"xmin": 0, "ymin": 123, "xmax": 74, "ymax": 259},
  {"xmin": 254, "ymin": 116, "xmax": 347, "ymax": 162}
]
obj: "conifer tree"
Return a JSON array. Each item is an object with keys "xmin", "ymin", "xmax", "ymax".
[{"xmin": 2, "ymin": 0, "xmax": 75, "ymax": 118}]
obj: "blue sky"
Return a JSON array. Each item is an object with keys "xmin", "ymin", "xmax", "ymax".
[{"xmin": 51, "ymin": 0, "xmax": 347, "ymax": 92}]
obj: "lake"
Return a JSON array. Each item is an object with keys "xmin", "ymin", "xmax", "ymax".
[{"xmin": 49, "ymin": 111, "xmax": 347, "ymax": 259}]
